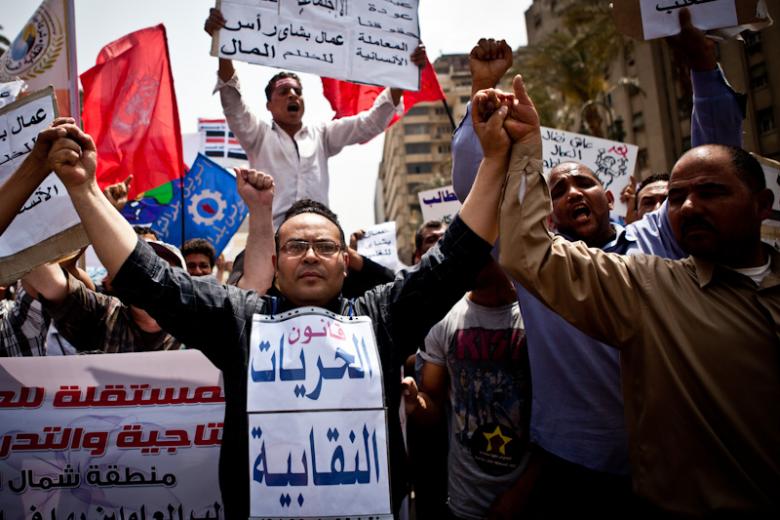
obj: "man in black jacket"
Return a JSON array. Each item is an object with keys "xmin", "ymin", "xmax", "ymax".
[{"xmin": 42, "ymin": 90, "xmax": 514, "ymax": 517}]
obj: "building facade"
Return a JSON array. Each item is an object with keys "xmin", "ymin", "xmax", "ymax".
[{"xmin": 377, "ymin": 54, "xmax": 472, "ymax": 263}]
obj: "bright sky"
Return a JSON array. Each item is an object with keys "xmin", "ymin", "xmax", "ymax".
[{"xmin": 5, "ymin": 0, "xmax": 531, "ymax": 235}]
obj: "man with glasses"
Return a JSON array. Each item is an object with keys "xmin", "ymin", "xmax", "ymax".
[{"xmin": 42, "ymin": 94, "xmax": 508, "ymax": 516}]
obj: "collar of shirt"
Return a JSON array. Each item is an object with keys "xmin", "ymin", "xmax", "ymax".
[
  {"xmin": 692, "ymin": 245, "xmax": 780, "ymax": 289},
  {"xmin": 558, "ymin": 222, "xmax": 635, "ymax": 254},
  {"xmin": 270, "ymin": 120, "xmax": 312, "ymax": 140}
]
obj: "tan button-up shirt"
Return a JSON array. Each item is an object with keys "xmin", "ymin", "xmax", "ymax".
[{"xmin": 498, "ymin": 141, "xmax": 780, "ymax": 516}]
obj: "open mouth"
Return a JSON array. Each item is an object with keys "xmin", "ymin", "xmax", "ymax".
[
  {"xmin": 571, "ymin": 205, "xmax": 591, "ymax": 222},
  {"xmin": 287, "ymin": 103, "xmax": 300, "ymax": 113}
]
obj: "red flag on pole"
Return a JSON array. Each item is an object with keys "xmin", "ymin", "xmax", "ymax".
[
  {"xmin": 80, "ymin": 24, "xmax": 185, "ymax": 198},
  {"xmin": 321, "ymin": 60, "xmax": 446, "ymax": 126}
]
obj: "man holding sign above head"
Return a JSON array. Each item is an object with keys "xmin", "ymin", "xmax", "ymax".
[
  {"xmin": 204, "ymin": 8, "xmax": 427, "ymax": 229},
  {"xmin": 40, "ymin": 88, "xmax": 511, "ymax": 516}
]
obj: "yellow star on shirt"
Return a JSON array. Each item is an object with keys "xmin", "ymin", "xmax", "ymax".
[{"xmin": 482, "ymin": 425, "xmax": 512, "ymax": 455}]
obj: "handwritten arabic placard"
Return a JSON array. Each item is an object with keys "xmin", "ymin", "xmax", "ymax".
[
  {"xmin": 417, "ymin": 185, "xmax": 461, "ymax": 225},
  {"xmin": 213, "ymin": 0, "xmax": 421, "ymax": 90},
  {"xmin": 248, "ymin": 308, "xmax": 383, "ymax": 412},
  {"xmin": 248, "ymin": 410, "xmax": 391, "ymax": 519},
  {"xmin": 0, "ymin": 351, "xmax": 225, "ymax": 519},
  {"xmin": 247, "ymin": 307, "xmax": 391, "ymax": 518},
  {"xmin": 639, "ymin": 0, "xmax": 738, "ymax": 39},
  {"xmin": 540, "ymin": 127, "xmax": 638, "ymax": 221},
  {"xmin": 0, "ymin": 87, "xmax": 87, "ymax": 285},
  {"xmin": 357, "ymin": 221, "xmax": 402, "ymax": 271}
]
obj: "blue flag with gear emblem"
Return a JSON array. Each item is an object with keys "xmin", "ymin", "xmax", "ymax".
[{"xmin": 121, "ymin": 153, "xmax": 247, "ymax": 256}]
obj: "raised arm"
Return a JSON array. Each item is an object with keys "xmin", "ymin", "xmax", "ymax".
[
  {"xmin": 204, "ymin": 8, "xmax": 235, "ymax": 83},
  {"xmin": 498, "ymin": 76, "xmax": 642, "ymax": 348},
  {"xmin": 47, "ymin": 125, "xmax": 137, "ymax": 275},
  {"xmin": 235, "ymin": 168, "xmax": 275, "ymax": 294},
  {"xmin": 668, "ymin": 8, "xmax": 743, "ymax": 147},
  {"xmin": 0, "ymin": 118, "xmax": 76, "ymax": 234},
  {"xmin": 452, "ymin": 38, "xmax": 513, "ymax": 202}
]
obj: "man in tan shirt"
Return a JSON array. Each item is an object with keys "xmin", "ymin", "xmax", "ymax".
[{"xmin": 496, "ymin": 75, "xmax": 779, "ymax": 517}]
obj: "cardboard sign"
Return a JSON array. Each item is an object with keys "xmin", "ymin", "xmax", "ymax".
[
  {"xmin": 417, "ymin": 185, "xmax": 461, "ymax": 226},
  {"xmin": 612, "ymin": 0, "xmax": 771, "ymax": 40},
  {"xmin": 0, "ymin": 351, "xmax": 224, "ymax": 519},
  {"xmin": 0, "ymin": 87, "xmax": 87, "ymax": 285},
  {"xmin": 247, "ymin": 308, "xmax": 392, "ymax": 519},
  {"xmin": 357, "ymin": 221, "xmax": 402, "ymax": 271},
  {"xmin": 541, "ymin": 127, "xmax": 639, "ymax": 220},
  {"xmin": 211, "ymin": 0, "xmax": 421, "ymax": 90}
]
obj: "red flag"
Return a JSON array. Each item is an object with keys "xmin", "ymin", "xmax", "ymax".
[
  {"xmin": 321, "ymin": 60, "xmax": 446, "ymax": 126},
  {"xmin": 80, "ymin": 24, "xmax": 184, "ymax": 198}
]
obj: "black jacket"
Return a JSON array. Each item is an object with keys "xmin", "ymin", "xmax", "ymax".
[{"xmin": 112, "ymin": 215, "xmax": 492, "ymax": 519}]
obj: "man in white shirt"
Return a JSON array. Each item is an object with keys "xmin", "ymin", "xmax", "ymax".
[{"xmin": 205, "ymin": 8, "xmax": 426, "ymax": 227}]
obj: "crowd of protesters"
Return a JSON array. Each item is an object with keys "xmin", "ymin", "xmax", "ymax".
[{"xmin": 0, "ymin": 6, "xmax": 778, "ymax": 519}]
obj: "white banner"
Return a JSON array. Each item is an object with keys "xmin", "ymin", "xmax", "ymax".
[
  {"xmin": 0, "ymin": 351, "xmax": 224, "ymax": 519},
  {"xmin": 248, "ymin": 308, "xmax": 391, "ymax": 519},
  {"xmin": 0, "ymin": 81, "xmax": 25, "ymax": 109},
  {"xmin": 639, "ymin": 0, "xmax": 738, "ymax": 40},
  {"xmin": 213, "ymin": 0, "xmax": 421, "ymax": 90},
  {"xmin": 541, "ymin": 127, "xmax": 639, "ymax": 221},
  {"xmin": 357, "ymin": 221, "xmax": 401, "ymax": 272},
  {"xmin": 417, "ymin": 185, "xmax": 461, "ymax": 225},
  {"xmin": 0, "ymin": 88, "xmax": 81, "ymax": 259}
]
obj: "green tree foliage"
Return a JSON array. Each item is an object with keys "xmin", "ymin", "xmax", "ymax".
[{"xmin": 515, "ymin": 0, "xmax": 628, "ymax": 135}]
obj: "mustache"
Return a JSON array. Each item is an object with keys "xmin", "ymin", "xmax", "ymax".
[{"xmin": 680, "ymin": 216, "xmax": 717, "ymax": 236}]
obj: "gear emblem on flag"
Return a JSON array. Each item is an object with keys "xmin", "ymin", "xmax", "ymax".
[{"xmin": 189, "ymin": 189, "xmax": 227, "ymax": 226}]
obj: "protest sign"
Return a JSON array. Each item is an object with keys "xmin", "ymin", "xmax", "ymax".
[
  {"xmin": 198, "ymin": 117, "xmax": 247, "ymax": 162},
  {"xmin": 248, "ymin": 308, "xmax": 392, "ymax": 519},
  {"xmin": 0, "ymin": 351, "xmax": 224, "ymax": 518},
  {"xmin": 357, "ymin": 221, "xmax": 402, "ymax": 271},
  {"xmin": 540, "ymin": 127, "xmax": 639, "ymax": 221},
  {"xmin": 0, "ymin": 0, "xmax": 80, "ymax": 119},
  {"xmin": 418, "ymin": 185, "xmax": 461, "ymax": 226},
  {"xmin": 612, "ymin": 0, "xmax": 770, "ymax": 40},
  {"xmin": 0, "ymin": 87, "xmax": 87, "ymax": 286},
  {"xmin": 0, "ymin": 81, "xmax": 25, "ymax": 109},
  {"xmin": 212, "ymin": 0, "xmax": 421, "ymax": 90}
]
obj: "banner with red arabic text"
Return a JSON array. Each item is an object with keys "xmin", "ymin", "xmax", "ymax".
[{"xmin": 0, "ymin": 351, "xmax": 224, "ymax": 519}]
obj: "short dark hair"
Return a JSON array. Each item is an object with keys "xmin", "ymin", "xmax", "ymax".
[
  {"xmin": 275, "ymin": 199, "xmax": 346, "ymax": 254},
  {"xmin": 724, "ymin": 145, "xmax": 766, "ymax": 193},
  {"xmin": 265, "ymin": 72, "xmax": 302, "ymax": 102},
  {"xmin": 133, "ymin": 225, "xmax": 158, "ymax": 239},
  {"xmin": 414, "ymin": 220, "xmax": 445, "ymax": 253},
  {"xmin": 181, "ymin": 238, "xmax": 216, "ymax": 267},
  {"xmin": 636, "ymin": 173, "xmax": 670, "ymax": 209}
]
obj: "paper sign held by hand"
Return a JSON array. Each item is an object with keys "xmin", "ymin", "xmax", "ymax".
[{"xmin": 612, "ymin": 0, "xmax": 771, "ymax": 40}]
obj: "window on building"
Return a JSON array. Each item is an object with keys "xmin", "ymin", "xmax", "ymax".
[
  {"xmin": 404, "ymin": 123, "xmax": 429, "ymax": 135},
  {"xmin": 434, "ymin": 107, "xmax": 446, "ymax": 115},
  {"xmin": 678, "ymin": 96, "xmax": 693, "ymax": 120},
  {"xmin": 406, "ymin": 105, "xmax": 429, "ymax": 116},
  {"xmin": 750, "ymin": 62, "xmax": 768, "ymax": 89},
  {"xmin": 744, "ymin": 31, "xmax": 762, "ymax": 55},
  {"xmin": 407, "ymin": 163, "xmax": 434, "ymax": 174},
  {"xmin": 757, "ymin": 107, "xmax": 776, "ymax": 134},
  {"xmin": 637, "ymin": 148, "xmax": 648, "ymax": 170},
  {"xmin": 405, "ymin": 143, "xmax": 431, "ymax": 154},
  {"xmin": 632, "ymin": 111, "xmax": 645, "ymax": 132},
  {"xmin": 681, "ymin": 135, "xmax": 691, "ymax": 152},
  {"xmin": 459, "ymin": 95, "xmax": 470, "ymax": 104},
  {"xmin": 438, "ymin": 144, "xmax": 451, "ymax": 154},
  {"xmin": 534, "ymin": 15, "xmax": 542, "ymax": 28}
]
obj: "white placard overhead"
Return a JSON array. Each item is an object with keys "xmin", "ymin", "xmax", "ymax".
[
  {"xmin": 639, "ymin": 0, "xmax": 739, "ymax": 40},
  {"xmin": 247, "ymin": 308, "xmax": 391, "ymax": 519},
  {"xmin": 0, "ymin": 88, "xmax": 81, "ymax": 259},
  {"xmin": 0, "ymin": 351, "xmax": 224, "ymax": 519},
  {"xmin": 212, "ymin": 0, "xmax": 421, "ymax": 90},
  {"xmin": 418, "ymin": 185, "xmax": 461, "ymax": 225},
  {"xmin": 541, "ymin": 127, "xmax": 639, "ymax": 221},
  {"xmin": 357, "ymin": 221, "xmax": 402, "ymax": 271}
]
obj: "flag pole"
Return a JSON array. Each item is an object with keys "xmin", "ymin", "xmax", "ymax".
[{"xmin": 441, "ymin": 98, "xmax": 456, "ymax": 131}]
